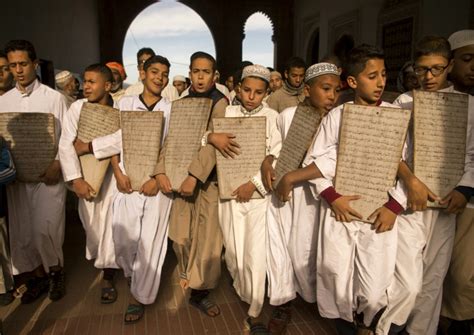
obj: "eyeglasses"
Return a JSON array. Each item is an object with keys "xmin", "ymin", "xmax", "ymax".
[{"xmin": 413, "ymin": 64, "xmax": 449, "ymax": 77}]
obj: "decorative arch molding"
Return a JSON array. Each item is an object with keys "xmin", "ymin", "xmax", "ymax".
[
  {"xmin": 242, "ymin": 11, "xmax": 275, "ymax": 67},
  {"xmin": 243, "ymin": 10, "xmax": 276, "ymax": 38},
  {"xmin": 98, "ymin": 0, "xmax": 294, "ymax": 80},
  {"xmin": 301, "ymin": 15, "xmax": 321, "ymax": 63},
  {"xmin": 328, "ymin": 9, "xmax": 360, "ymax": 51}
]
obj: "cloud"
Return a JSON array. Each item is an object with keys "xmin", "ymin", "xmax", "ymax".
[{"xmin": 126, "ymin": 2, "xmax": 212, "ymax": 39}]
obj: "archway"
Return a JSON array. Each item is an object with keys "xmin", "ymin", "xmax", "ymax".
[
  {"xmin": 307, "ymin": 28, "xmax": 320, "ymax": 64},
  {"xmin": 122, "ymin": 0, "xmax": 216, "ymax": 85},
  {"xmin": 242, "ymin": 12, "xmax": 275, "ymax": 68}
]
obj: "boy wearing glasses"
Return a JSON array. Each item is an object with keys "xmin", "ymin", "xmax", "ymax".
[{"xmin": 376, "ymin": 36, "xmax": 474, "ymax": 335}]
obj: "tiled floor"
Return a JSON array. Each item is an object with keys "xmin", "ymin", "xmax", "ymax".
[{"xmin": 0, "ymin": 213, "xmax": 337, "ymax": 335}]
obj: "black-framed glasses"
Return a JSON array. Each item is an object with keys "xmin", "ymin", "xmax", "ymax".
[{"xmin": 413, "ymin": 64, "xmax": 449, "ymax": 77}]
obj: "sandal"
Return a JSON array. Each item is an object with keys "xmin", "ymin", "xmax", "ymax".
[
  {"xmin": 267, "ymin": 306, "xmax": 291, "ymax": 334},
  {"xmin": 245, "ymin": 317, "xmax": 270, "ymax": 335},
  {"xmin": 101, "ymin": 286, "xmax": 117, "ymax": 304},
  {"xmin": 189, "ymin": 296, "xmax": 220, "ymax": 317},
  {"xmin": 21, "ymin": 276, "xmax": 49, "ymax": 304},
  {"xmin": 124, "ymin": 303, "xmax": 144, "ymax": 324}
]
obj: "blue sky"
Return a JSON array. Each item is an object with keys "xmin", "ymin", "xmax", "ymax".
[{"xmin": 122, "ymin": 0, "xmax": 273, "ymax": 84}]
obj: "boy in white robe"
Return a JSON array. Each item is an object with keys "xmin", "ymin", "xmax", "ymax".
[
  {"xmin": 0, "ymin": 40, "xmax": 68, "ymax": 303},
  {"xmin": 306, "ymin": 45, "xmax": 407, "ymax": 335},
  {"xmin": 110, "ymin": 55, "xmax": 173, "ymax": 324},
  {"xmin": 262, "ymin": 62, "xmax": 341, "ymax": 333},
  {"xmin": 215, "ymin": 65, "xmax": 278, "ymax": 333},
  {"xmin": 376, "ymin": 36, "xmax": 474, "ymax": 335},
  {"xmin": 59, "ymin": 64, "xmax": 120, "ymax": 305}
]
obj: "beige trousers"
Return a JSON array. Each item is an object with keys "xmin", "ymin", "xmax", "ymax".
[
  {"xmin": 169, "ymin": 180, "xmax": 223, "ymax": 290},
  {"xmin": 441, "ymin": 207, "xmax": 474, "ymax": 321}
]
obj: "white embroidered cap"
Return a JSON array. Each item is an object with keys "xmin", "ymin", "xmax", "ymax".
[
  {"xmin": 304, "ymin": 62, "xmax": 340, "ymax": 83},
  {"xmin": 173, "ymin": 75, "xmax": 186, "ymax": 82},
  {"xmin": 55, "ymin": 70, "xmax": 73, "ymax": 85},
  {"xmin": 448, "ymin": 30, "xmax": 474, "ymax": 50},
  {"xmin": 241, "ymin": 64, "xmax": 271, "ymax": 83}
]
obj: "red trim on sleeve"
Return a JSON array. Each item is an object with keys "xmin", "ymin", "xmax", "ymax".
[
  {"xmin": 384, "ymin": 196, "xmax": 404, "ymax": 215},
  {"xmin": 320, "ymin": 187, "xmax": 342, "ymax": 204}
]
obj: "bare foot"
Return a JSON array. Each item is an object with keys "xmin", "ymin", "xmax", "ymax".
[
  {"xmin": 179, "ymin": 278, "xmax": 189, "ymax": 290},
  {"xmin": 102, "ymin": 278, "xmax": 113, "ymax": 288}
]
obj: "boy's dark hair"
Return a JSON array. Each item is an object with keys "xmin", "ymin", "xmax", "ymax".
[
  {"xmin": 345, "ymin": 44, "xmax": 384, "ymax": 77},
  {"xmin": 232, "ymin": 61, "xmax": 254, "ymax": 82},
  {"xmin": 333, "ymin": 34, "xmax": 355, "ymax": 65},
  {"xmin": 144, "ymin": 55, "xmax": 171, "ymax": 71},
  {"xmin": 0, "ymin": 51, "xmax": 6, "ymax": 59},
  {"xmin": 320, "ymin": 54, "xmax": 342, "ymax": 68},
  {"xmin": 136, "ymin": 47, "xmax": 155, "ymax": 63},
  {"xmin": 4, "ymin": 40, "xmax": 37, "ymax": 61},
  {"xmin": 234, "ymin": 69, "xmax": 243, "ymax": 83},
  {"xmin": 190, "ymin": 51, "xmax": 216, "ymax": 72},
  {"xmin": 285, "ymin": 56, "xmax": 307, "ymax": 72},
  {"xmin": 414, "ymin": 36, "xmax": 452, "ymax": 61},
  {"xmin": 84, "ymin": 63, "xmax": 113, "ymax": 83}
]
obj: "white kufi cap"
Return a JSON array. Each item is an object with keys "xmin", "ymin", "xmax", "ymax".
[
  {"xmin": 305, "ymin": 63, "xmax": 340, "ymax": 83},
  {"xmin": 448, "ymin": 30, "xmax": 474, "ymax": 50}
]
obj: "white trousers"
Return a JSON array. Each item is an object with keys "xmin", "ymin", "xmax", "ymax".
[
  {"xmin": 267, "ymin": 183, "xmax": 319, "ymax": 306},
  {"xmin": 78, "ymin": 168, "xmax": 118, "ymax": 269},
  {"xmin": 6, "ymin": 181, "xmax": 66, "ymax": 274},
  {"xmin": 317, "ymin": 203, "xmax": 397, "ymax": 327},
  {"xmin": 112, "ymin": 191, "xmax": 172, "ymax": 305},
  {"xmin": 376, "ymin": 210, "xmax": 455, "ymax": 335},
  {"xmin": 219, "ymin": 197, "xmax": 268, "ymax": 318}
]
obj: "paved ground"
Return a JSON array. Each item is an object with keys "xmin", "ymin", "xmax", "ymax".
[{"xmin": 0, "ymin": 212, "xmax": 337, "ymax": 335}]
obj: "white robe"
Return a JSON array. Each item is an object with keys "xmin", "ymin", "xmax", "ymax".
[
  {"xmin": 111, "ymin": 95, "xmax": 173, "ymax": 304},
  {"xmin": 266, "ymin": 106, "xmax": 320, "ymax": 306},
  {"xmin": 0, "ymin": 80, "xmax": 67, "ymax": 274},
  {"xmin": 218, "ymin": 105, "xmax": 279, "ymax": 317},
  {"xmin": 58, "ymin": 98, "xmax": 118, "ymax": 269},
  {"xmin": 376, "ymin": 88, "xmax": 474, "ymax": 335},
  {"xmin": 306, "ymin": 101, "xmax": 405, "ymax": 327}
]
